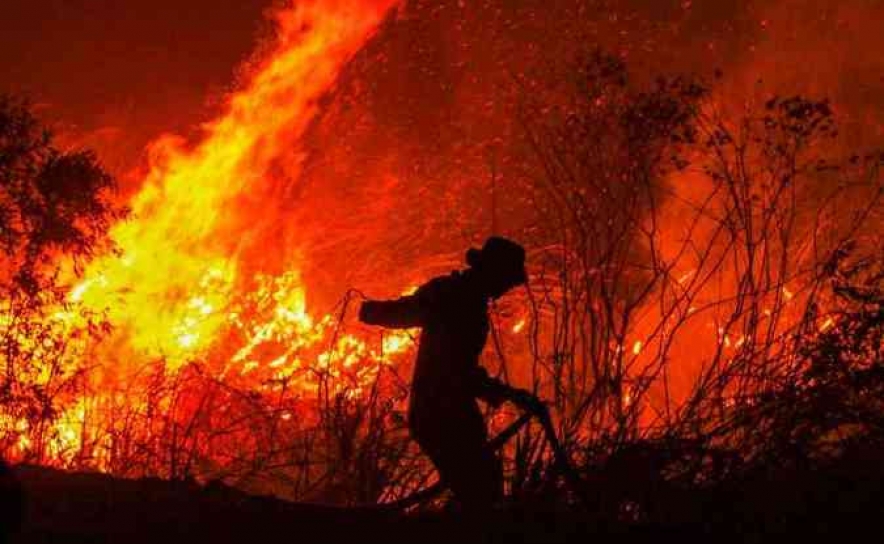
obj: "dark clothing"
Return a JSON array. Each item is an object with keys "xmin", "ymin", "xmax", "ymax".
[
  {"xmin": 360, "ymin": 270, "xmax": 508, "ymax": 508},
  {"xmin": 360, "ymin": 270, "xmax": 510, "ymax": 408},
  {"xmin": 410, "ymin": 395, "xmax": 502, "ymax": 510}
]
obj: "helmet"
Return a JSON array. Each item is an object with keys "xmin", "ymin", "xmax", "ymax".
[{"xmin": 465, "ymin": 236, "xmax": 527, "ymax": 286}]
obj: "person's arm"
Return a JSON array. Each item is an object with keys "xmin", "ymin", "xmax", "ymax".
[
  {"xmin": 470, "ymin": 366, "xmax": 511, "ymax": 407},
  {"xmin": 358, "ymin": 295, "xmax": 424, "ymax": 329},
  {"xmin": 359, "ymin": 280, "xmax": 441, "ymax": 329},
  {"xmin": 471, "ymin": 366, "xmax": 545, "ymax": 412}
]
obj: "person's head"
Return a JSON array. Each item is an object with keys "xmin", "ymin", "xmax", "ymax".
[{"xmin": 465, "ymin": 236, "xmax": 527, "ymax": 299}]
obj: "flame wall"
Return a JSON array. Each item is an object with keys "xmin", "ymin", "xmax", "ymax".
[
  {"xmin": 74, "ymin": 0, "xmax": 402, "ymax": 364},
  {"xmin": 2, "ymin": 0, "xmax": 881, "ymax": 480}
]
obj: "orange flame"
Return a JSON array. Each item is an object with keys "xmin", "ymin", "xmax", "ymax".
[
  {"xmin": 72, "ymin": 1, "xmax": 400, "ymax": 367},
  {"xmin": 4, "ymin": 1, "xmax": 408, "ymax": 468}
]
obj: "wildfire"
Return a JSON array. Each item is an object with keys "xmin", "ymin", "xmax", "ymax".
[
  {"xmin": 2, "ymin": 0, "xmax": 872, "ymax": 490},
  {"xmin": 70, "ymin": 1, "xmax": 400, "ymax": 366},
  {"xmin": 77, "ymin": 0, "xmax": 399, "ymax": 370},
  {"xmin": 5, "ymin": 0, "xmax": 405, "ymax": 467}
]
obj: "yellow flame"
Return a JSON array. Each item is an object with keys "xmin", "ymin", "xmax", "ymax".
[
  {"xmin": 4, "ymin": 1, "xmax": 404, "ymax": 467},
  {"xmin": 73, "ymin": 1, "xmax": 399, "ymax": 369}
]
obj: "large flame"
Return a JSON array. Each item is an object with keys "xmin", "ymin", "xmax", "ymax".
[
  {"xmin": 74, "ymin": 0, "xmax": 400, "ymax": 365},
  {"xmin": 3, "ymin": 0, "xmax": 876, "ymax": 485},
  {"xmin": 3, "ymin": 0, "xmax": 414, "ymax": 470}
]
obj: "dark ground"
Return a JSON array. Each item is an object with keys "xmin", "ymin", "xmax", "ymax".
[
  {"xmin": 3, "ymin": 458, "xmax": 882, "ymax": 544},
  {"xmin": 3, "ymin": 464, "xmax": 625, "ymax": 544}
]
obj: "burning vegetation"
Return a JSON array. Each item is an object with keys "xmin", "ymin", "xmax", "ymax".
[{"xmin": 1, "ymin": 0, "xmax": 882, "ymax": 536}]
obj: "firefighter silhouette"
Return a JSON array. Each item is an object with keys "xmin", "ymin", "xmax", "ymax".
[{"xmin": 359, "ymin": 236, "xmax": 536, "ymax": 510}]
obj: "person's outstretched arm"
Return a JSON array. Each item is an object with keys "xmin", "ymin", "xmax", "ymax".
[
  {"xmin": 359, "ymin": 277, "xmax": 446, "ymax": 329},
  {"xmin": 359, "ymin": 294, "xmax": 424, "ymax": 329}
]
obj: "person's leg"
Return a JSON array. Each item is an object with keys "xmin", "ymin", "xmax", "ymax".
[
  {"xmin": 417, "ymin": 401, "xmax": 502, "ymax": 512},
  {"xmin": 447, "ymin": 441, "xmax": 501, "ymax": 511}
]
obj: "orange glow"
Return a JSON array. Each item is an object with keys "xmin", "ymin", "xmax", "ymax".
[
  {"xmin": 3, "ymin": 0, "xmax": 403, "ymax": 468},
  {"xmin": 2, "ymin": 0, "xmax": 875, "ymax": 489},
  {"xmin": 71, "ymin": 1, "xmax": 400, "ymax": 367}
]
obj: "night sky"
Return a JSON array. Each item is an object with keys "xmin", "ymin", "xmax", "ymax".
[
  {"xmin": 0, "ymin": 0, "xmax": 269, "ymax": 171},
  {"xmin": 2, "ymin": 0, "xmax": 882, "ymax": 178}
]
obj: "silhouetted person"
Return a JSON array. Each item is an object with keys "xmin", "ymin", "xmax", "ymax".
[{"xmin": 359, "ymin": 236, "xmax": 536, "ymax": 512}]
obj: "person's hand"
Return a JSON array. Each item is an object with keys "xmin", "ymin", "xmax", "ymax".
[
  {"xmin": 358, "ymin": 301, "xmax": 375, "ymax": 323},
  {"xmin": 484, "ymin": 387, "xmax": 507, "ymax": 408},
  {"xmin": 507, "ymin": 387, "xmax": 546, "ymax": 414}
]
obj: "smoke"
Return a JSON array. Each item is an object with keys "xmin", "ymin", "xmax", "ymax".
[
  {"xmin": 4, "ymin": 0, "xmax": 881, "ymax": 476},
  {"xmin": 285, "ymin": 0, "xmax": 882, "ymax": 307}
]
